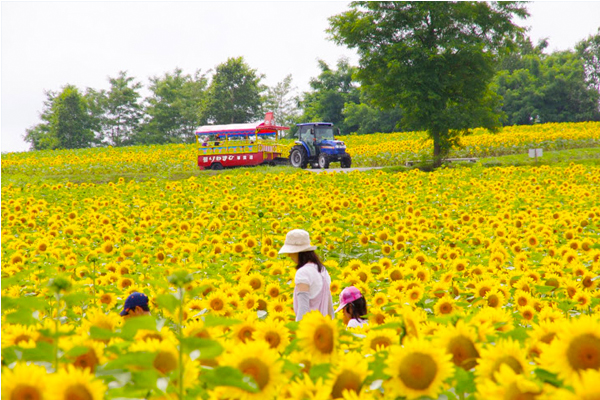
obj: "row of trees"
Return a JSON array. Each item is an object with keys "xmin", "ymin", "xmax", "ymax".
[{"xmin": 24, "ymin": 3, "xmax": 600, "ymax": 153}]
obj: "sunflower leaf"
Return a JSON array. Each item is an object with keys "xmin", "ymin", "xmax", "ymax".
[
  {"xmin": 454, "ymin": 367, "xmax": 476, "ymax": 395},
  {"xmin": 202, "ymin": 315, "xmax": 242, "ymax": 327},
  {"xmin": 90, "ymin": 326, "xmax": 118, "ymax": 341},
  {"xmin": 156, "ymin": 293, "xmax": 179, "ymax": 314},
  {"xmin": 1, "ymin": 296, "xmax": 48, "ymax": 311},
  {"xmin": 4, "ymin": 308, "xmax": 38, "ymax": 325},
  {"xmin": 120, "ymin": 315, "xmax": 157, "ymax": 340},
  {"xmin": 498, "ymin": 327, "xmax": 529, "ymax": 341},
  {"xmin": 104, "ymin": 352, "xmax": 157, "ymax": 370},
  {"xmin": 180, "ymin": 337, "xmax": 223, "ymax": 358},
  {"xmin": 63, "ymin": 345, "xmax": 91, "ymax": 358},
  {"xmin": 367, "ymin": 352, "xmax": 389, "ymax": 381},
  {"xmin": 534, "ymin": 285, "xmax": 556, "ymax": 294},
  {"xmin": 534, "ymin": 368, "xmax": 562, "ymax": 387},
  {"xmin": 63, "ymin": 292, "xmax": 91, "ymax": 307},
  {"xmin": 21, "ymin": 341, "xmax": 54, "ymax": 362},
  {"xmin": 106, "ymin": 386, "xmax": 150, "ymax": 399},
  {"xmin": 200, "ymin": 366, "xmax": 260, "ymax": 393},
  {"xmin": 309, "ymin": 363, "xmax": 331, "ymax": 382}
]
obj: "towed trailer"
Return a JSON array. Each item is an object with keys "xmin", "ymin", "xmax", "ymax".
[{"xmin": 195, "ymin": 113, "xmax": 290, "ymax": 170}]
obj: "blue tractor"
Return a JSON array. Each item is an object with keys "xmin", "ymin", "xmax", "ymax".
[{"xmin": 289, "ymin": 122, "xmax": 352, "ymax": 169}]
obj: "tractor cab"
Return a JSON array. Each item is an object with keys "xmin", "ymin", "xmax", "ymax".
[{"xmin": 290, "ymin": 123, "xmax": 351, "ymax": 169}]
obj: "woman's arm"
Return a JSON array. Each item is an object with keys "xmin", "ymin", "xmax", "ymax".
[{"xmin": 295, "ymin": 283, "xmax": 310, "ymax": 321}]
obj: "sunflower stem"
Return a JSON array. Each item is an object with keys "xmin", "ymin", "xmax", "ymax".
[
  {"xmin": 92, "ymin": 260, "xmax": 96, "ymax": 301},
  {"xmin": 178, "ymin": 286, "xmax": 184, "ymax": 400},
  {"xmin": 54, "ymin": 293, "xmax": 62, "ymax": 372}
]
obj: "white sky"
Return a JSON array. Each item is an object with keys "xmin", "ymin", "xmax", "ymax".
[{"xmin": 2, "ymin": 1, "xmax": 600, "ymax": 153}]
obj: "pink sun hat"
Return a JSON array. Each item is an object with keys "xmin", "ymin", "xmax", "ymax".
[{"xmin": 335, "ymin": 286, "xmax": 363, "ymax": 313}]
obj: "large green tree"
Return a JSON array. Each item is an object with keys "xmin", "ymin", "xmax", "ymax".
[
  {"xmin": 24, "ymin": 85, "xmax": 96, "ymax": 150},
  {"xmin": 329, "ymin": 1, "xmax": 528, "ymax": 166},
  {"xmin": 139, "ymin": 68, "xmax": 207, "ymax": 144},
  {"xmin": 205, "ymin": 57, "xmax": 265, "ymax": 124},
  {"xmin": 300, "ymin": 58, "xmax": 360, "ymax": 134},
  {"xmin": 90, "ymin": 71, "xmax": 144, "ymax": 146}
]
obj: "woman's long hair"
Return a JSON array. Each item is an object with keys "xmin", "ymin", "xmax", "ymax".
[
  {"xmin": 346, "ymin": 297, "xmax": 367, "ymax": 322},
  {"xmin": 297, "ymin": 250, "xmax": 324, "ymax": 272}
]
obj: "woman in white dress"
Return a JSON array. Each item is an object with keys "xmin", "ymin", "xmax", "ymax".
[{"xmin": 279, "ymin": 229, "xmax": 334, "ymax": 321}]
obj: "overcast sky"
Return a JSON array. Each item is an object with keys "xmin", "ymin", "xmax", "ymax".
[{"xmin": 2, "ymin": 1, "xmax": 600, "ymax": 153}]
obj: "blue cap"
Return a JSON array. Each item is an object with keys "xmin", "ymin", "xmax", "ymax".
[{"xmin": 120, "ymin": 292, "xmax": 149, "ymax": 316}]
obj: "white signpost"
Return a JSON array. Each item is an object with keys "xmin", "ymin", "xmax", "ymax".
[{"xmin": 529, "ymin": 148, "xmax": 543, "ymax": 161}]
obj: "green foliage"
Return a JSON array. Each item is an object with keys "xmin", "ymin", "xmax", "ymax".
[
  {"xmin": 495, "ymin": 50, "xmax": 600, "ymax": 125},
  {"xmin": 140, "ymin": 68, "xmax": 208, "ymax": 145},
  {"xmin": 343, "ymin": 101, "xmax": 403, "ymax": 135},
  {"xmin": 576, "ymin": 27, "xmax": 600, "ymax": 94},
  {"xmin": 263, "ymin": 74, "xmax": 300, "ymax": 128},
  {"xmin": 328, "ymin": 1, "xmax": 528, "ymax": 164},
  {"xmin": 24, "ymin": 85, "xmax": 96, "ymax": 150},
  {"xmin": 205, "ymin": 57, "xmax": 265, "ymax": 124},
  {"xmin": 299, "ymin": 58, "xmax": 360, "ymax": 134},
  {"xmin": 90, "ymin": 71, "xmax": 145, "ymax": 147}
]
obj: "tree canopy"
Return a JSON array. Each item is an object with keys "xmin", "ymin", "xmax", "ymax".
[
  {"xmin": 24, "ymin": 85, "xmax": 95, "ymax": 150},
  {"xmin": 328, "ymin": 1, "xmax": 529, "ymax": 164},
  {"xmin": 205, "ymin": 57, "xmax": 264, "ymax": 124}
]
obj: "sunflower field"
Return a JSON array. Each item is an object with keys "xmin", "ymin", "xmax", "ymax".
[
  {"xmin": 2, "ymin": 122, "xmax": 600, "ymax": 400},
  {"xmin": 2, "ymin": 121, "xmax": 599, "ymax": 177}
]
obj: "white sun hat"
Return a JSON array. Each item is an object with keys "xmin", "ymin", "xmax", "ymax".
[{"xmin": 278, "ymin": 229, "xmax": 317, "ymax": 254}]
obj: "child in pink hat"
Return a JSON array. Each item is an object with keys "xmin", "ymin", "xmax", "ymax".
[{"xmin": 335, "ymin": 286, "xmax": 368, "ymax": 328}]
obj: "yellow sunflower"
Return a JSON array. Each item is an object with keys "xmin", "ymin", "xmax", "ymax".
[
  {"xmin": 282, "ymin": 373, "xmax": 329, "ymax": 400},
  {"xmin": 63, "ymin": 337, "xmax": 106, "ymax": 373},
  {"xmin": 95, "ymin": 291, "xmax": 117, "ymax": 308},
  {"xmin": 219, "ymin": 340, "xmax": 285, "ymax": 400},
  {"xmin": 383, "ymin": 337, "xmax": 454, "ymax": 400},
  {"xmin": 203, "ymin": 291, "xmax": 230, "ymax": 316},
  {"xmin": 538, "ymin": 315, "xmax": 600, "ymax": 383},
  {"xmin": 130, "ymin": 339, "xmax": 179, "ymax": 375},
  {"xmin": 362, "ymin": 328, "xmax": 399, "ymax": 354},
  {"xmin": 2, "ymin": 324, "xmax": 38, "ymax": 348},
  {"xmin": 475, "ymin": 338, "xmax": 532, "ymax": 386},
  {"xmin": 327, "ymin": 351, "xmax": 369, "ymax": 399},
  {"xmin": 230, "ymin": 320, "xmax": 257, "ymax": 344},
  {"xmin": 552, "ymin": 368, "xmax": 600, "ymax": 400},
  {"xmin": 81, "ymin": 308, "xmax": 121, "ymax": 337},
  {"xmin": 434, "ymin": 320, "xmax": 480, "ymax": 370},
  {"xmin": 433, "ymin": 295, "xmax": 458, "ymax": 317},
  {"xmin": 476, "ymin": 364, "xmax": 542, "ymax": 400},
  {"xmin": 47, "ymin": 364, "xmax": 106, "ymax": 400},
  {"xmin": 2, "ymin": 362, "xmax": 48, "ymax": 400},
  {"xmin": 254, "ymin": 320, "xmax": 290, "ymax": 352},
  {"xmin": 297, "ymin": 311, "xmax": 339, "ymax": 364}
]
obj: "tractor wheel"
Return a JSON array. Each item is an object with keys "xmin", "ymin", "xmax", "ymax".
[
  {"xmin": 340, "ymin": 155, "xmax": 352, "ymax": 169},
  {"xmin": 318, "ymin": 153, "xmax": 330, "ymax": 169},
  {"xmin": 211, "ymin": 162, "xmax": 224, "ymax": 170},
  {"xmin": 290, "ymin": 146, "xmax": 308, "ymax": 169}
]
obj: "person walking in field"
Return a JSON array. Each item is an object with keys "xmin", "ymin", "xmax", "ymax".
[
  {"xmin": 336, "ymin": 286, "xmax": 368, "ymax": 328},
  {"xmin": 279, "ymin": 229, "xmax": 334, "ymax": 321}
]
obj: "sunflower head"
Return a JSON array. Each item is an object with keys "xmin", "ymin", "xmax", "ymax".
[
  {"xmin": 297, "ymin": 311, "xmax": 339, "ymax": 364},
  {"xmin": 384, "ymin": 338, "xmax": 454, "ymax": 400}
]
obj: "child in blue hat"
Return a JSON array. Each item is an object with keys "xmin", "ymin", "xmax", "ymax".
[{"xmin": 120, "ymin": 292, "xmax": 151, "ymax": 319}]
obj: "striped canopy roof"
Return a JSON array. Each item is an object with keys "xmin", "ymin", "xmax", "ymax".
[{"xmin": 195, "ymin": 121, "xmax": 289, "ymax": 138}]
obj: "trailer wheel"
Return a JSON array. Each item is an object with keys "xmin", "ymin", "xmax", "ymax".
[
  {"xmin": 318, "ymin": 153, "xmax": 330, "ymax": 169},
  {"xmin": 290, "ymin": 146, "xmax": 308, "ymax": 169},
  {"xmin": 340, "ymin": 155, "xmax": 352, "ymax": 169},
  {"xmin": 211, "ymin": 162, "xmax": 224, "ymax": 170}
]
